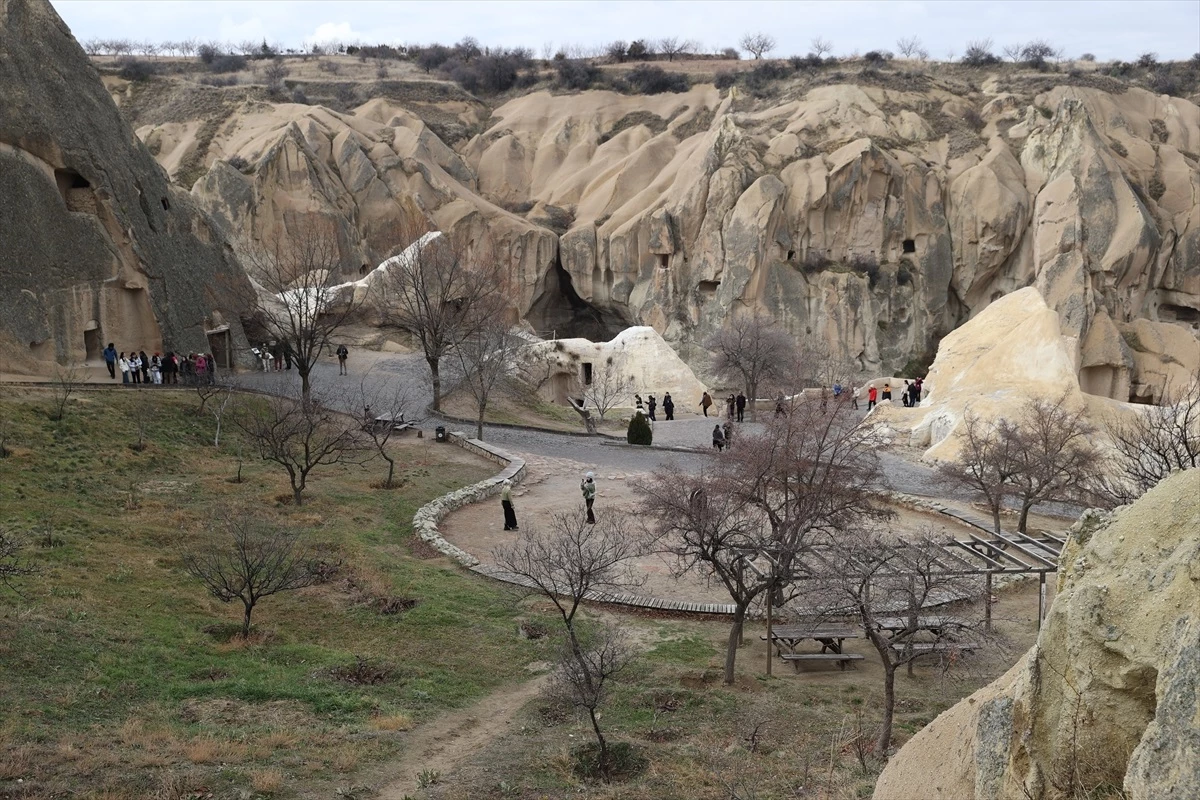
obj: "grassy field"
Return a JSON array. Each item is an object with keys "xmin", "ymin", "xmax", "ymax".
[{"xmin": 0, "ymin": 386, "xmax": 1037, "ymax": 799}]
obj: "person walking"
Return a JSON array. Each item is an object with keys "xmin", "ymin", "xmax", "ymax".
[
  {"xmin": 118, "ymin": 352, "xmax": 131, "ymax": 385},
  {"xmin": 700, "ymin": 391, "xmax": 712, "ymax": 417},
  {"xmin": 662, "ymin": 392, "xmax": 674, "ymax": 421},
  {"xmin": 206, "ymin": 353, "xmax": 217, "ymax": 385},
  {"xmin": 647, "ymin": 394, "xmax": 657, "ymax": 422},
  {"xmin": 580, "ymin": 471, "xmax": 597, "ymax": 524},
  {"xmin": 501, "ymin": 479, "xmax": 519, "ymax": 531},
  {"xmin": 735, "ymin": 392, "xmax": 746, "ymax": 422},
  {"xmin": 913, "ymin": 377, "xmax": 924, "ymax": 406},
  {"xmin": 867, "ymin": 385, "xmax": 878, "ymax": 410},
  {"xmin": 337, "ymin": 344, "xmax": 349, "ymax": 375},
  {"xmin": 102, "ymin": 343, "xmax": 117, "ymax": 380},
  {"xmin": 712, "ymin": 423, "xmax": 726, "ymax": 452}
]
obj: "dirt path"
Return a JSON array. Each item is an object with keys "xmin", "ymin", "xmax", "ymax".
[{"xmin": 376, "ymin": 674, "xmax": 549, "ymax": 799}]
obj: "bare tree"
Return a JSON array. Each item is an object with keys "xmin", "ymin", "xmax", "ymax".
[
  {"xmin": 241, "ymin": 220, "xmax": 364, "ymax": 402},
  {"xmin": 48, "ymin": 362, "xmax": 82, "ymax": 423},
  {"xmin": 493, "ymin": 510, "xmax": 644, "ymax": 776},
  {"xmin": 182, "ymin": 514, "xmax": 325, "ymax": 638},
  {"xmin": 739, "ymin": 32, "xmax": 776, "ymax": 60},
  {"xmin": 582, "ymin": 351, "xmax": 634, "ymax": 422},
  {"xmin": 209, "ymin": 386, "xmax": 236, "ymax": 448},
  {"xmin": 235, "ymin": 392, "xmax": 366, "ymax": 506},
  {"xmin": 938, "ymin": 410, "xmax": 1020, "ymax": 534},
  {"xmin": 797, "ymin": 528, "xmax": 986, "ymax": 754},
  {"xmin": 0, "ymin": 528, "xmax": 36, "ymax": 593},
  {"xmin": 896, "ymin": 36, "xmax": 924, "ymax": 59},
  {"xmin": 455, "ymin": 318, "xmax": 518, "ymax": 440},
  {"xmin": 705, "ymin": 312, "xmax": 797, "ymax": 421},
  {"xmin": 1001, "ymin": 43, "xmax": 1023, "ymax": 62},
  {"xmin": 658, "ymin": 36, "xmax": 697, "ymax": 62},
  {"xmin": 262, "ymin": 59, "xmax": 290, "ymax": 92},
  {"xmin": 1020, "ymin": 40, "xmax": 1061, "ymax": 68},
  {"xmin": 1103, "ymin": 370, "xmax": 1200, "ymax": 502},
  {"xmin": 550, "ymin": 624, "xmax": 635, "ymax": 780},
  {"xmin": 356, "ymin": 370, "xmax": 417, "ymax": 489},
  {"xmin": 810, "ymin": 37, "xmax": 834, "ymax": 59},
  {"xmin": 1007, "ymin": 394, "xmax": 1102, "ymax": 532},
  {"xmin": 376, "ymin": 220, "xmax": 504, "ymax": 411}
]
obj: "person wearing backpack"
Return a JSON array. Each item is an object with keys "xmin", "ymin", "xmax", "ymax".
[
  {"xmin": 580, "ymin": 471, "xmax": 597, "ymax": 524},
  {"xmin": 336, "ymin": 344, "xmax": 349, "ymax": 375}
]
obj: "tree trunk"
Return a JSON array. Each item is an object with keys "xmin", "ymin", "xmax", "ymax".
[
  {"xmin": 299, "ymin": 366, "xmax": 312, "ymax": 402},
  {"xmin": 429, "ymin": 357, "xmax": 442, "ymax": 410},
  {"xmin": 476, "ymin": 401, "xmax": 485, "ymax": 440},
  {"xmin": 991, "ymin": 503, "xmax": 1002, "ymax": 535},
  {"xmin": 748, "ymin": 380, "xmax": 758, "ymax": 422},
  {"xmin": 1017, "ymin": 501, "xmax": 1032, "ymax": 533},
  {"xmin": 724, "ymin": 603, "xmax": 747, "ymax": 684},
  {"xmin": 384, "ymin": 454, "xmax": 395, "ymax": 488},
  {"xmin": 293, "ymin": 485, "xmax": 304, "ymax": 506},
  {"xmin": 589, "ymin": 707, "xmax": 609, "ymax": 778},
  {"xmin": 877, "ymin": 662, "xmax": 896, "ymax": 754},
  {"xmin": 241, "ymin": 603, "xmax": 253, "ymax": 639}
]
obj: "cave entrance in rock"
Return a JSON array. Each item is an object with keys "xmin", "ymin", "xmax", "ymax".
[
  {"xmin": 54, "ymin": 168, "xmax": 98, "ymax": 214},
  {"xmin": 902, "ymin": 239, "xmax": 916, "ymax": 254},
  {"xmin": 582, "ymin": 362, "xmax": 593, "ymax": 385},
  {"xmin": 657, "ymin": 253, "xmax": 669, "ymax": 269},
  {"xmin": 207, "ymin": 326, "xmax": 233, "ymax": 369},
  {"xmin": 83, "ymin": 326, "xmax": 102, "ymax": 362},
  {"xmin": 526, "ymin": 251, "xmax": 630, "ymax": 341}
]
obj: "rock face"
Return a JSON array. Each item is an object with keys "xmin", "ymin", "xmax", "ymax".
[
  {"xmin": 0, "ymin": 0, "xmax": 252, "ymax": 374},
  {"xmin": 130, "ymin": 59, "xmax": 1200, "ymax": 395},
  {"xmin": 873, "ymin": 469, "xmax": 1200, "ymax": 800}
]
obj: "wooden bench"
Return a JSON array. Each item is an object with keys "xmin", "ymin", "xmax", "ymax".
[
  {"xmin": 889, "ymin": 641, "xmax": 980, "ymax": 657},
  {"xmin": 780, "ymin": 652, "xmax": 865, "ymax": 672}
]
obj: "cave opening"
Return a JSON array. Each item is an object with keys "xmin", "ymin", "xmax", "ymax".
[
  {"xmin": 658, "ymin": 253, "xmax": 669, "ymax": 269},
  {"xmin": 902, "ymin": 239, "xmax": 916, "ymax": 254},
  {"xmin": 526, "ymin": 249, "xmax": 629, "ymax": 341},
  {"xmin": 84, "ymin": 327, "xmax": 102, "ymax": 362},
  {"xmin": 54, "ymin": 168, "xmax": 97, "ymax": 214}
]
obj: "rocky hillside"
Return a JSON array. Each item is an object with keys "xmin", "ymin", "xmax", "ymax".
[
  {"xmin": 124, "ymin": 55, "xmax": 1200, "ymax": 395},
  {"xmin": 0, "ymin": 0, "xmax": 252, "ymax": 375},
  {"xmin": 873, "ymin": 468, "xmax": 1200, "ymax": 799}
]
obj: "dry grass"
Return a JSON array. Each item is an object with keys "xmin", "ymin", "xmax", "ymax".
[
  {"xmin": 369, "ymin": 713, "xmax": 415, "ymax": 732},
  {"xmin": 329, "ymin": 745, "xmax": 360, "ymax": 772},
  {"xmin": 250, "ymin": 767, "xmax": 286, "ymax": 792},
  {"xmin": 0, "ymin": 744, "xmax": 36, "ymax": 779}
]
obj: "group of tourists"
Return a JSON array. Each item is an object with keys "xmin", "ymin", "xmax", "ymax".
[
  {"xmin": 499, "ymin": 469, "xmax": 597, "ymax": 531},
  {"xmin": 633, "ymin": 392, "xmax": 675, "ymax": 421},
  {"xmin": 101, "ymin": 343, "xmax": 216, "ymax": 386},
  {"xmin": 251, "ymin": 342, "xmax": 350, "ymax": 374},
  {"xmin": 864, "ymin": 377, "xmax": 923, "ymax": 410}
]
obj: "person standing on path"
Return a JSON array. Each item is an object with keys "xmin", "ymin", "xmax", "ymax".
[
  {"xmin": 128, "ymin": 351, "xmax": 141, "ymax": 384},
  {"xmin": 867, "ymin": 385, "xmax": 878, "ymax": 410},
  {"xmin": 337, "ymin": 344, "xmax": 349, "ymax": 375},
  {"xmin": 726, "ymin": 394, "xmax": 735, "ymax": 420},
  {"xmin": 663, "ymin": 393, "xmax": 674, "ymax": 421},
  {"xmin": 735, "ymin": 392, "xmax": 746, "ymax": 422},
  {"xmin": 700, "ymin": 391, "xmax": 712, "ymax": 417},
  {"xmin": 712, "ymin": 424, "xmax": 726, "ymax": 452},
  {"xmin": 580, "ymin": 472, "xmax": 597, "ymax": 524},
  {"xmin": 501, "ymin": 479, "xmax": 519, "ymax": 531},
  {"xmin": 882, "ymin": 383, "xmax": 892, "ymax": 401},
  {"xmin": 850, "ymin": 385, "xmax": 859, "ymax": 410},
  {"xmin": 647, "ymin": 394, "xmax": 657, "ymax": 422},
  {"xmin": 722, "ymin": 420, "xmax": 733, "ymax": 448},
  {"xmin": 118, "ymin": 352, "xmax": 130, "ymax": 385},
  {"xmin": 102, "ymin": 343, "xmax": 117, "ymax": 380}
]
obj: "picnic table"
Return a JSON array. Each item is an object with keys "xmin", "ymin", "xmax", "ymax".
[
  {"xmin": 762, "ymin": 624, "xmax": 864, "ymax": 671},
  {"xmin": 366, "ymin": 412, "xmax": 414, "ymax": 434},
  {"xmin": 873, "ymin": 616, "xmax": 966, "ymax": 638}
]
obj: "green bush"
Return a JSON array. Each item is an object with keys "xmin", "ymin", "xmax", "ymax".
[{"xmin": 626, "ymin": 412, "xmax": 652, "ymax": 445}]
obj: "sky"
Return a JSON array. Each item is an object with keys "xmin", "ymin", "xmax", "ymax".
[{"xmin": 51, "ymin": 0, "xmax": 1200, "ymax": 62}]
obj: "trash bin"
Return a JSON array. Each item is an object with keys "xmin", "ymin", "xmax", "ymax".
[{"xmin": 435, "ymin": 426, "xmax": 447, "ymax": 443}]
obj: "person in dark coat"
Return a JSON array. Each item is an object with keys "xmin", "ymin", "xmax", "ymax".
[
  {"xmin": 722, "ymin": 420, "xmax": 733, "ymax": 448},
  {"xmin": 726, "ymin": 395, "xmax": 736, "ymax": 419},
  {"xmin": 501, "ymin": 480, "xmax": 519, "ymax": 531},
  {"xmin": 647, "ymin": 394, "xmax": 657, "ymax": 421},
  {"xmin": 700, "ymin": 391, "xmax": 712, "ymax": 417},
  {"xmin": 735, "ymin": 393, "xmax": 746, "ymax": 422},
  {"xmin": 712, "ymin": 424, "xmax": 726, "ymax": 452},
  {"xmin": 138, "ymin": 350, "xmax": 150, "ymax": 384},
  {"xmin": 662, "ymin": 393, "xmax": 675, "ymax": 421},
  {"xmin": 580, "ymin": 472, "xmax": 597, "ymax": 524},
  {"xmin": 102, "ymin": 343, "xmax": 117, "ymax": 379}
]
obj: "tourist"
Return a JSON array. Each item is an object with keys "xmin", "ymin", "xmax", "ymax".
[
  {"xmin": 726, "ymin": 394, "xmax": 735, "ymax": 419},
  {"xmin": 902, "ymin": 380, "xmax": 912, "ymax": 407},
  {"xmin": 163, "ymin": 351, "xmax": 178, "ymax": 385},
  {"xmin": 149, "ymin": 353, "xmax": 162, "ymax": 385},
  {"xmin": 647, "ymin": 394, "xmax": 657, "ymax": 422},
  {"xmin": 260, "ymin": 344, "xmax": 272, "ymax": 372},
  {"xmin": 283, "ymin": 341, "xmax": 294, "ymax": 370},
  {"xmin": 102, "ymin": 343, "xmax": 117, "ymax": 380},
  {"xmin": 501, "ymin": 479, "xmax": 519, "ymax": 531},
  {"xmin": 118, "ymin": 352, "xmax": 130, "ymax": 384},
  {"xmin": 128, "ymin": 351, "xmax": 141, "ymax": 384},
  {"xmin": 700, "ymin": 391, "xmax": 712, "ymax": 417},
  {"xmin": 206, "ymin": 353, "xmax": 217, "ymax": 385},
  {"xmin": 195, "ymin": 352, "xmax": 208, "ymax": 385},
  {"xmin": 723, "ymin": 420, "xmax": 733, "ymax": 448},
  {"xmin": 882, "ymin": 383, "xmax": 892, "ymax": 401},
  {"xmin": 336, "ymin": 343, "xmax": 349, "ymax": 375},
  {"xmin": 910, "ymin": 379, "xmax": 922, "ymax": 407},
  {"xmin": 272, "ymin": 341, "xmax": 284, "ymax": 371},
  {"xmin": 833, "ymin": 382, "xmax": 842, "ymax": 398},
  {"xmin": 712, "ymin": 423, "xmax": 725, "ymax": 452},
  {"xmin": 867, "ymin": 385, "xmax": 878, "ymax": 410},
  {"xmin": 775, "ymin": 395, "xmax": 787, "ymax": 417},
  {"xmin": 850, "ymin": 385, "xmax": 859, "ymax": 410},
  {"xmin": 180, "ymin": 354, "xmax": 195, "ymax": 386},
  {"xmin": 663, "ymin": 392, "xmax": 675, "ymax": 421},
  {"xmin": 138, "ymin": 350, "xmax": 150, "ymax": 384},
  {"xmin": 735, "ymin": 392, "xmax": 746, "ymax": 422},
  {"xmin": 635, "ymin": 393, "xmax": 644, "ymax": 411},
  {"xmin": 580, "ymin": 471, "xmax": 597, "ymax": 524}
]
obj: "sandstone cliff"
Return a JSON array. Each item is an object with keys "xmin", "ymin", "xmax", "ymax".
[
  {"xmin": 0, "ymin": 0, "xmax": 252, "ymax": 375},
  {"xmin": 131, "ymin": 55, "xmax": 1200, "ymax": 398},
  {"xmin": 873, "ymin": 469, "xmax": 1200, "ymax": 800}
]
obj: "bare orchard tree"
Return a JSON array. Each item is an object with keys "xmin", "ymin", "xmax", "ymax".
[
  {"xmin": 0, "ymin": 527, "xmax": 37, "ymax": 593},
  {"xmin": 356, "ymin": 369, "xmax": 418, "ymax": 489},
  {"xmin": 1001, "ymin": 43, "xmax": 1023, "ymax": 62},
  {"xmin": 377, "ymin": 220, "xmax": 504, "ymax": 411},
  {"xmin": 493, "ymin": 511, "xmax": 644, "ymax": 777},
  {"xmin": 209, "ymin": 386, "xmax": 236, "ymax": 448},
  {"xmin": 550, "ymin": 624, "xmax": 635, "ymax": 780},
  {"xmin": 739, "ymin": 32, "xmax": 776, "ymax": 60},
  {"xmin": 235, "ymin": 392, "xmax": 366, "ymax": 506},
  {"xmin": 639, "ymin": 464, "xmax": 774, "ymax": 685},
  {"xmin": 896, "ymin": 36, "xmax": 924, "ymax": 59},
  {"xmin": 810, "ymin": 37, "xmax": 834, "ymax": 59},
  {"xmin": 1007, "ymin": 393, "xmax": 1102, "ymax": 532},
  {"xmin": 48, "ymin": 362, "xmax": 83, "ymax": 423},
  {"xmin": 582, "ymin": 350, "xmax": 634, "ymax": 422},
  {"xmin": 1103, "ymin": 370, "xmax": 1200, "ymax": 502},
  {"xmin": 241, "ymin": 220, "xmax": 364, "ymax": 402},
  {"xmin": 938, "ymin": 410, "xmax": 1021, "ymax": 534},
  {"xmin": 797, "ymin": 527, "xmax": 987, "ymax": 755},
  {"xmin": 705, "ymin": 312, "xmax": 797, "ymax": 421},
  {"xmin": 182, "ymin": 513, "xmax": 328, "ymax": 638},
  {"xmin": 455, "ymin": 317, "xmax": 519, "ymax": 440},
  {"xmin": 658, "ymin": 36, "xmax": 697, "ymax": 62}
]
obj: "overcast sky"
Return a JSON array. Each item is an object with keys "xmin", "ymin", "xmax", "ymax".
[{"xmin": 51, "ymin": 0, "xmax": 1200, "ymax": 62}]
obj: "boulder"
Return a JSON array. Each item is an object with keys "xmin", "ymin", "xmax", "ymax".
[{"xmin": 875, "ymin": 470, "xmax": 1200, "ymax": 800}]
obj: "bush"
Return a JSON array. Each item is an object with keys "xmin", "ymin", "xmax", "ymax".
[
  {"xmin": 627, "ymin": 412, "xmax": 652, "ymax": 445},
  {"xmin": 209, "ymin": 54, "xmax": 247, "ymax": 73},
  {"xmin": 1147, "ymin": 73, "xmax": 1179, "ymax": 97},
  {"xmin": 962, "ymin": 107, "xmax": 985, "ymax": 132},
  {"xmin": 627, "ymin": 39, "xmax": 651, "ymax": 60},
  {"xmin": 197, "ymin": 44, "xmax": 217, "ymax": 64},
  {"xmin": 863, "ymin": 50, "xmax": 892, "ymax": 64},
  {"xmin": 1136, "ymin": 52, "xmax": 1158, "ymax": 69},
  {"xmin": 117, "ymin": 57, "xmax": 156, "ymax": 82},
  {"xmin": 713, "ymin": 70, "xmax": 738, "ymax": 89},
  {"xmin": 555, "ymin": 60, "xmax": 601, "ymax": 90},
  {"xmin": 570, "ymin": 741, "xmax": 648, "ymax": 782},
  {"xmin": 849, "ymin": 253, "xmax": 881, "ymax": 287},
  {"xmin": 625, "ymin": 65, "xmax": 689, "ymax": 94},
  {"xmin": 416, "ymin": 44, "xmax": 452, "ymax": 73},
  {"xmin": 962, "ymin": 39, "xmax": 1001, "ymax": 67},
  {"xmin": 790, "ymin": 53, "xmax": 825, "ymax": 70},
  {"xmin": 316, "ymin": 59, "xmax": 340, "ymax": 74},
  {"xmin": 444, "ymin": 50, "xmax": 530, "ymax": 95},
  {"xmin": 1020, "ymin": 40, "xmax": 1058, "ymax": 70},
  {"xmin": 1079, "ymin": 53, "xmax": 1097, "ymax": 62},
  {"xmin": 721, "ymin": 47, "xmax": 740, "ymax": 60},
  {"xmin": 802, "ymin": 251, "xmax": 830, "ymax": 274}
]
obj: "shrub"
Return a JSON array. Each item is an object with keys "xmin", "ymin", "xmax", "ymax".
[
  {"xmin": 962, "ymin": 107, "xmax": 985, "ymax": 132},
  {"xmin": 1192, "ymin": 52, "xmax": 1200, "ymax": 67},
  {"xmin": 1079, "ymin": 53, "xmax": 1097, "ymax": 62},
  {"xmin": 802, "ymin": 251, "xmax": 830, "ymax": 274},
  {"xmin": 555, "ymin": 60, "xmax": 601, "ymax": 90},
  {"xmin": 117, "ymin": 57, "xmax": 156, "ymax": 82},
  {"xmin": 849, "ymin": 253, "xmax": 881, "ymax": 287},
  {"xmin": 445, "ymin": 50, "xmax": 530, "ymax": 95},
  {"xmin": 209, "ymin": 54, "xmax": 247, "ymax": 73},
  {"xmin": 1136, "ymin": 52, "xmax": 1158, "ymax": 69},
  {"xmin": 961, "ymin": 39, "xmax": 1000, "ymax": 67},
  {"xmin": 416, "ymin": 44, "xmax": 452, "ymax": 73},
  {"xmin": 316, "ymin": 59, "xmax": 340, "ymax": 74},
  {"xmin": 713, "ymin": 70, "xmax": 738, "ymax": 89},
  {"xmin": 721, "ymin": 47, "xmax": 740, "ymax": 60},
  {"xmin": 863, "ymin": 50, "xmax": 892, "ymax": 64},
  {"xmin": 627, "ymin": 39, "xmax": 652, "ymax": 60},
  {"xmin": 1148, "ymin": 73, "xmax": 1179, "ymax": 97},
  {"xmin": 625, "ymin": 65, "xmax": 689, "ymax": 94},
  {"xmin": 627, "ymin": 412, "xmax": 652, "ymax": 445},
  {"xmin": 1020, "ymin": 40, "xmax": 1059, "ymax": 70},
  {"xmin": 334, "ymin": 84, "xmax": 358, "ymax": 104},
  {"xmin": 197, "ymin": 44, "xmax": 217, "ymax": 64}
]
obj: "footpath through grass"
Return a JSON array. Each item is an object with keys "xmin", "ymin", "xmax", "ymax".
[{"xmin": 0, "ymin": 387, "xmax": 546, "ymax": 797}]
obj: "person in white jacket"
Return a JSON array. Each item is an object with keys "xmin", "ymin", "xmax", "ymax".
[{"xmin": 118, "ymin": 353, "xmax": 131, "ymax": 384}]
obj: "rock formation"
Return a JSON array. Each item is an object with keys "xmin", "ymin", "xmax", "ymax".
[
  {"xmin": 128, "ymin": 52, "xmax": 1199, "ymax": 398},
  {"xmin": 873, "ymin": 469, "xmax": 1200, "ymax": 800},
  {"xmin": 0, "ymin": 0, "xmax": 253, "ymax": 375}
]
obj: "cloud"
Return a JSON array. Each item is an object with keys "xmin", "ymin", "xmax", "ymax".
[
  {"xmin": 218, "ymin": 15, "xmax": 268, "ymax": 44},
  {"xmin": 305, "ymin": 22, "xmax": 367, "ymax": 45}
]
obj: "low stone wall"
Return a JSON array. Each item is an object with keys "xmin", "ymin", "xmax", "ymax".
[{"xmin": 410, "ymin": 431, "xmax": 526, "ymax": 568}]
